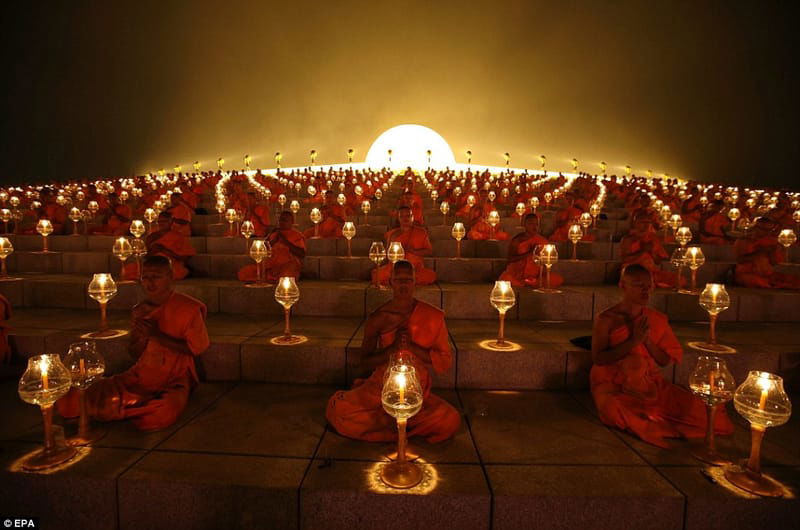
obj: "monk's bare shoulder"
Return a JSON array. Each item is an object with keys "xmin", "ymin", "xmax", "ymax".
[{"xmin": 596, "ymin": 304, "xmax": 626, "ymax": 329}]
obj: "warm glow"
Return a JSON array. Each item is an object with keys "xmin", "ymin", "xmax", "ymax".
[{"xmin": 365, "ymin": 124, "xmax": 456, "ymax": 170}]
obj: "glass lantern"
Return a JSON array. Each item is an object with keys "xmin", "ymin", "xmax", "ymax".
[
  {"xmin": 0, "ymin": 236, "xmax": 17, "ymax": 280},
  {"xmin": 568, "ymin": 224, "xmax": 583, "ymax": 260},
  {"xmin": 361, "ymin": 200, "xmax": 371, "ymax": 225},
  {"xmin": 309, "ymin": 208, "xmax": 322, "ymax": 239},
  {"xmin": 535, "ymin": 244, "xmax": 560, "ymax": 293},
  {"xmin": 272, "ymin": 277, "xmax": 304, "ymax": 345},
  {"xmin": 62, "ymin": 341, "xmax": 106, "ymax": 446},
  {"xmin": 369, "ymin": 241, "xmax": 386, "ymax": 288},
  {"xmin": 289, "ymin": 200, "xmax": 300, "ymax": 225},
  {"xmin": 86, "ymin": 273, "xmax": 119, "ymax": 339},
  {"xmin": 380, "ymin": 363, "xmax": 424, "ymax": 489},
  {"xmin": 112, "ymin": 237, "xmax": 134, "ymax": 282},
  {"xmin": 69, "ymin": 207, "xmax": 82, "ymax": 235},
  {"xmin": 144, "ymin": 207, "xmax": 158, "ymax": 232},
  {"xmin": 387, "ymin": 242, "xmax": 404, "ymax": 264},
  {"xmin": 515, "ymin": 202, "xmax": 526, "ymax": 225},
  {"xmin": 36, "ymin": 219, "xmax": 54, "ymax": 252},
  {"xmin": 342, "ymin": 222, "xmax": 356, "ymax": 258},
  {"xmin": 688, "ymin": 356, "xmax": 735, "ymax": 465},
  {"xmin": 688, "ymin": 283, "xmax": 736, "ymax": 353},
  {"xmin": 18, "ymin": 354, "xmax": 77, "ymax": 470},
  {"xmin": 247, "ymin": 239, "xmax": 272, "ymax": 288},
  {"xmin": 487, "ymin": 211, "xmax": 500, "ymax": 241},
  {"xmin": 129, "ymin": 219, "xmax": 146, "ymax": 239},
  {"xmin": 727, "ymin": 207, "xmax": 741, "ymax": 231},
  {"xmin": 777, "ymin": 229, "xmax": 796, "ymax": 263},
  {"xmin": 725, "ymin": 372, "xmax": 792, "ymax": 497},
  {"xmin": 489, "ymin": 281, "xmax": 516, "ymax": 349},
  {"xmin": 224, "ymin": 208, "xmax": 237, "ymax": 237},
  {"xmin": 451, "ymin": 222, "xmax": 466, "ymax": 260},
  {"xmin": 440, "ymin": 201, "xmax": 449, "ymax": 225},
  {"xmin": 675, "ymin": 226, "xmax": 692, "ymax": 248},
  {"xmin": 680, "ymin": 246, "xmax": 705, "ymax": 294}
]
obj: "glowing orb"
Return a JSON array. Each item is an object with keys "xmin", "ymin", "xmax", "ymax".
[{"xmin": 365, "ymin": 124, "xmax": 456, "ymax": 170}]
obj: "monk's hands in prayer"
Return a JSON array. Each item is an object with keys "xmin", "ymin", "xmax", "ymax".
[{"xmin": 630, "ymin": 315, "xmax": 650, "ymax": 344}]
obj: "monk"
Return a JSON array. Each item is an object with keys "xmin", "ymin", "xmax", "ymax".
[
  {"xmin": 0, "ymin": 294, "xmax": 11, "ymax": 364},
  {"xmin": 238, "ymin": 211, "xmax": 306, "ymax": 283},
  {"xmin": 466, "ymin": 204, "xmax": 510, "ymax": 241},
  {"xmin": 550, "ymin": 192, "xmax": 595, "ymax": 242},
  {"xmin": 373, "ymin": 206, "xmax": 436, "ymax": 286},
  {"xmin": 327, "ymin": 260, "xmax": 460, "ymax": 442},
  {"xmin": 498, "ymin": 213, "xmax": 564, "ymax": 288},
  {"xmin": 699, "ymin": 201, "xmax": 732, "ymax": 245},
  {"xmin": 591, "ymin": 264, "xmax": 733, "ymax": 448},
  {"xmin": 122, "ymin": 212, "xmax": 196, "ymax": 280},
  {"xmin": 57, "ymin": 256, "xmax": 210, "ymax": 431},
  {"xmin": 620, "ymin": 215, "xmax": 680, "ymax": 289},
  {"xmin": 166, "ymin": 193, "xmax": 193, "ymax": 237},
  {"xmin": 734, "ymin": 217, "xmax": 800, "ymax": 289},
  {"xmin": 304, "ymin": 191, "xmax": 345, "ymax": 239}
]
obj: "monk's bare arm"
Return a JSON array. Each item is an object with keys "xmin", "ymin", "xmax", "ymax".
[
  {"xmin": 357, "ymin": 316, "xmax": 386, "ymax": 373},
  {"xmin": 506, "ymin": 235, "xmax": 527, "ymax": 263},
  {"xmin": 591, "ymin": 313, "xmax": 641, "ymax": 366}
]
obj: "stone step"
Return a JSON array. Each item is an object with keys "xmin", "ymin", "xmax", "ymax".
[
  {"xmin": 5, "ymin": 311, "xmax": 798, "ymax": 392},
  {"xmin": 2, "ymin": 276, "xmax": 800, "ymax": 322},
  {"xmin": 1, "ymin": 381, "xmax": 797, "ymax": 530}
]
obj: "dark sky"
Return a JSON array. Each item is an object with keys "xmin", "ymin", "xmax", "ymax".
[{"xmin": 1, "ymin": 1, "xmax": 797, "ymax": 187}]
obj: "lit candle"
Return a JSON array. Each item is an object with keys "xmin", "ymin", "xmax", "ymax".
[
  {"xmin": 39, "ymin": 357, "xmax": 49, "ymax": 390},
  {"xmin": 758, "ymin": 376, "xmax": 769, "ymax": 410},
  {"xmin": 397, "ymin": 370, "xmax": 406, "ymax": 404},
  {"xmin": 79, "ymin": 358, "xmax": 86, "ymax": 377}
]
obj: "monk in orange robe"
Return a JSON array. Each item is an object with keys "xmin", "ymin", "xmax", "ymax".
[
  {"xmin": 304, "ymin": 191, "xmax": 345, "ymax": 239},
  {"xmin": 327, "ymin": 260, "xmax": 460, "ymax": 442},
  {"xmin": 373, "ymin": 206, "xmax": 436, "ymax": 286},
  {"xmin": 166, "ymin": 193, "xmax": 193, "ymax": 237},
  {"xmin": 123, "ymin": 212, "xmax": 195, "ymax": 280},
  {"xmin": 620, "ymin": 215, "xmax": 679, "ymax": 289},
  {"xmin": 466, "ymin": 205, "xmax": 510, "ymax": 241},
  {"xmin": 699, "ymin": 201, "xmax": 732, "ymax": 245},
  {"xmin": 591, "ymin": 264, "xmax": 733, "ymax": 448},
  {"xmin": 238, "ymin": 211, "xmax": 306, "ymax": 283},
  {"xmin": 734, "ymin": 218, "xmax": 800, "ymax": 289},
  {"xmin": 550, "ymin": 192, "xmax": 595, "ymax": 242},
  {"xmin": 498, "ymin": 214, "xmax": 564, "ymax": 288},
  {"xmin": 57, "ymin": 256, "xmax": 210, "ymax": 431},
  {"xmin": 0, "ymin": 294, "xmax": 11, "ymax": 364}
]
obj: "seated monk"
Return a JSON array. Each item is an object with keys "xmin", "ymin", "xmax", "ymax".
[
  {"xmin": 0, "ymin": 294, "xmax": 11, "ymax": 365},
  {"xmin": 166, "ymin": 193, "xmax": 193, "ymax": 237},
  {"xmin": 466, "ymin": 204, "xmax": 510, "ymax": 241},
  {"xmin": 499, "ymin": 213, "xmax": 564, "ymax": 288},
  {"xmin": 238, "ymin": 211, "xmax": 306, "ymax": 283},
  {"xmin": 57, "ymin": 256, "xmax": 210, "ymax": 431},
  {"xmin": 123, "ymin": 212, "xmax": 195, "ymax": 280},
  {"xmin": 735, "ymin": 217, "xmax": 800, "ymax": 289},
  {"xmin": 327, "ymin": 260, "xmax": 460, "ymax": 442},
  {"xmin": 620, "ymin": 215, "xmax": 680, "ymax": 289},
  {"xmin": 303, "ymin": 191, "xmax": 345, "ymax": 239},
  {"xmin": 550, "ymin": 192, "xmax": 596, "ymax": 242},
  {"xmin": 373, "ymin": 206, "xmax": 436, "ymax": 286},
  {"xmin": 699, "ymin": 201, "xmax": 732, "ymax": 245},
  {"xmin": 591, "ymin": 264, "xmax": 733, "ymax": 448},
  {"xmin": 90, "ymin": 193, "xmax": 132, "ymax": 235}
]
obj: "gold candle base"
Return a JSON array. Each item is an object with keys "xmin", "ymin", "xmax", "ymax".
[
  {"xmin": 380, "ymin": 461, "xmax": 424, "ymax": 489},
  {"xmin": 22, "ymin": 406, "xmax": 77, "ymax": 471}
]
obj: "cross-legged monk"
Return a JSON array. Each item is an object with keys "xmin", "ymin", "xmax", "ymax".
[
  {"xmin": 499, "ymin": 213, "xmax": 564, "ymax": 288},
  {"xmin": 57, "ymin": 256, "xmax": 210, "ymax": 431},
  {"xmin": 699, "ymin": 201, "xmax": 732, "ymax": 245},
  {"xmin": 238, "ymin": 211, "xmax": 306, "ymax": 283},
  {"xmin": 327, "ymin": 260, "xmax": 460, "ymax": 442},
  {"xmin": 620, "ymin": 214, "xmax": 680, "ymax": 289},
  {"xmin": 303, "ymin": 191, "xmax": 345, "ymax": 239},
  {"xmin": 735, "ymin": 217, "xmax": 800, "ymax": 289},
  {"xmin": 591, "ymin": 264, "xmax": 733, "ymax": 448},
  {"xmin": 373, "ymin": 206, "xmax": 436, "ymax": 286},
  {"xmin": 466, "ymin": 204, "xmax": 510, "ymax": 241}
]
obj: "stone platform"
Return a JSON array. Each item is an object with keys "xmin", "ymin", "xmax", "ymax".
[{"xmin": 1, "ymin": 380, "xmax": 797, "ymax": 530}]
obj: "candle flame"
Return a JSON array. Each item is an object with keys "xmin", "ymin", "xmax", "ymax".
[{"xmin": 38, "ymin": 356, "xmax": 49, "ymax": 376}]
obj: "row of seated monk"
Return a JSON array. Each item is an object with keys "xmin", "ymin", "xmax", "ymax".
[
  {"xmin": 101, "ymin": 205, "xmax": 799, "ymax": 291},
  {"xmin": 0, "ymin": 257, "xmax": 733, "ymax": 450}
]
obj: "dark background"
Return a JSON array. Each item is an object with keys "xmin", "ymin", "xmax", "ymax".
[{"xmin": 1, "ymin": 1, "xmax": 797, "ymax": 187}]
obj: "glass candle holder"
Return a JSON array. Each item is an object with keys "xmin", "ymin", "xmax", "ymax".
[
  {"xmin": 725, "ymin": 371, "xmax": 792, "ymax": 497},
  {"xmin": 289, "ymin": 200, "xmax": 300, "ymax": 225},
  {"xmin": 112, "ymin": 237, "xmax": 133, "ymax": 281},
  {"xmin": 688, "ymin": 356, "xmax": 735, "ymax": 465},
  {"xmin": 680, "ymin": 246, "xmax": 705, "ymax": 294},
  {"xmin": 63, "ymin": 341, "xmax": 106, "ymax": 446},
  {"xmin": 778, "ymin": 229, "xmax": 796, "ymax": 263},
  {"xmin": 224, "ymin": 209, "xmax": 237, "ymax": 237},
  {"xmin": 36, "ymin": 219, "xmax": 53, "ymax": 252},
  {"xmin": 489, "ymin": 281, "xmax": 516, "ymax": 349},
  {"xmin": 728, "ymin": 207, "xmax": 741, "ymax": 231},
  {"xmin": 69, "ymin": 207, "xmax": 82, "ymax": 235},
  {"xmin": 387, "ymin": 242, "xmax": 404, "ymax": 264},
  {"xmin": 18, "ymin": 354, "xmax": 77, "ymax": 470},
  {"xmin": 0, "ymin": 236, "xmax": 16, "ymax": 280},
  {"xmin": 129, "ymin": 220, "xmax": 146, "ymax": 239},
  {"xmin": 361, "ymin": 200, "xmax": 371, "ymax": 225},
  {"xmin": 451, "ymin": 222, "xmax": 466, "ymax": 260},
  {"xmin": 568, "ymin": 224, "xmax": 583, "ymax": 260},
  {"xmin": 487, "ymin": 211, "xmax": 500, "ymax": 241},
  {"xmin": 515, "ymin": 203, "xmax": 526, "ymax": 225},
  {"xmin": 369, "ymin": 241, "xmax": 386, "ymax": 288},
  {"xmin": 272, "ymin": 277, "xmax": 304, "ymax": 345},
  {"xmin": 535, "ymin": 244, "xmax": 560, "ymax": 293},
  {"xmin": 687, "ymin": 283, "xmax": 737, "ymax": 353},
  {"xmin": 309, "ymin": 208, "xmax": 322, "ymax": 238},
  {"xmin": 247, "ymin": 239, "xmax": 271, "ymax": 287},
  {"xmin": 440, "ymin": 201, "xmax": 449, "ymax": 226},
  {"xmin": 676, "ymin": 226, "xmax": 692, "ymax": 248},
  {"xmin": 380, "ymin": 363, "xmax": 424, "ymax": 489},
  {"xmin": 86, "ymin": 273, "xmax": 118, "ymax": 338},
  {"xmin": 589, "ymin": 203, "xmax": 600, "ymax": 227},
  {"xmin": 342, "ymin": 222, "xmax": 356, "ymax": 258}
]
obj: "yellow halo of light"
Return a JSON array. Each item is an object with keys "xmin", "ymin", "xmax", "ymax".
[{"xmin": 365, "ymin": 124, "xmax": 456, "ymax": 170}]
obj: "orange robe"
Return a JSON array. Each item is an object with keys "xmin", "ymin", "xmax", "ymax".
[
  {"xmin": 621, "ymin": 233, "xmax": 679, "ymax": 289},
  {"xmin": 699, "ymin": 213, "xmax": 731, "ymax": 245},
  {"xmin": 238, "ymin": 229, "xmax": 305, "ymax": 282},
  {"xmin": 467, "ymin": 219, "xmax": 510, "ymax": 241},
  {"xmin": 304, "ymin": 205, "xmax": 344, "ymax": 239},
  {"xmin": 167, "ymin": 204, "xmax": 193, "ymax": 237},
  {"xmin": 550, "ymin": 206, "xmax": 595, "ymax": 242},
  {"xmin": 326, "ymin": 301, "xmax": 460, "ymax": 443},
  {"xmin": 123, "ymin": 229, "xmax": 196, "ymax": 280},
  {"xmin": 498, "ymin": 234, "xmax": 564, "ymax": 288},
  {"xmin": 0, "ymin": 294, "xmax": 11, "ymax": 364},
  {"xmin": 57, "ymin": 292, "xmax": 210, "ymax": 431},
  {"xmin": 591, "ymin": 308, "xmax": 733, "ymax": 448},
  {"xmin": 373, "ymin": 227, "xmax": 436, "ymax": 285},
  {"xmin": 734, "ymin": 238, "xmax": 800, "ymax": 289}
]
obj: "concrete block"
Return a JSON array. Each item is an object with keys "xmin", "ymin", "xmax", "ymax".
[
  {"xmin": 208, "ymin": 254, "xmax": 250, "ymax": 279},
  {"xmin": 50, "ymin": 235, "xmax": 89, "ymax": 251},
  {"xmin": 318, "ymin": 256, "xmax": 373, "ymax": 281},
  {"xmin": 0, "ymin": 278, "xmax": 25, "ymax": 306},
  {"xmin": 294, "ymin": 282, "xmax": 367, "ymax": 317},
  {"xmin": 432, "ymin": 239, "xmax": 477, "ymax": 258},
  {"xmin": 474, "ymin": 240, "xmax": 509, "ymax": 258},
  {"xmin": 241, "ymin": 336, "xmax": 347, "ymax": 385},
  {"xmin": 29, "ymin": 279, "xmax": 87, "ymax": 308},
  {"xmin": 458, "ymin": 343, "xmax": 568, "ymax": 389},
  {"xmin": 198, "ymin": 336, "xmax": 243, "ymax": 381},
  {"xmin": 218, "ymin": 284, "xmax": 280, "ymax": 315},
  {"xmin": 207, "ymin": 236, "xmax": 249, "ymax": 254},
  {"xmin": 63, "ymin": 251, "xmax": 112, "ymax": 274},
  {"xmin": 306, "ymin": 238, "xmax": 337, "ymax": 256},
  {"xmin": 87, "ymin": 235, "xmax": 117, "ymax": 251},
  {"xmin": 663, "ymin": 291, "xmax": 738, "ymax": 322},
  {"xmin": 175, "ymin": 282, "xmax": 221, "ymax": 313},
  {"xmin": 15, "ymin": 251, "xmax": 63, "ymax": 273},
  {"xmin": 737, "ymin": 289, "xmax": 800, "ymax": 322},
  {"xmin": 441, "ymin": 283, "xmax": 498, "ymax": 319},
  {"xmin": 435, "ymin": 258, "xmax": 498, "ymax": 283},
  {"xmin": 517, "ymin": 288, "xmax": 593, "ymax": 321}
]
